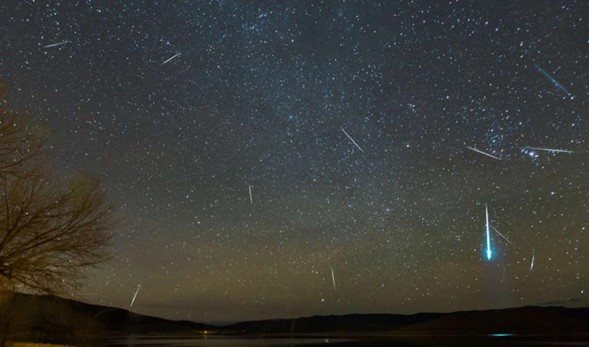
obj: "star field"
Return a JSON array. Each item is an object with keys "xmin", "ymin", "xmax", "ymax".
[{"xmin": 0, "ymin": 1, "xmax": 587, "ymax": 322}]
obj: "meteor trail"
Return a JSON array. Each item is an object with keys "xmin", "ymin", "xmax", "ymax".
[
  {"xmin": 522, "ymin": 146, "xmax": 576, "ymax": 154},
  {"xmin": 330, "ymin": 267, "xmax": 336, "ymax": 291},
  {"xmin": 248, "ymin": 185, "xmax": 253, "ymax": 204},
  {"xmin": 485, "ymin": 205, "xmax": 492, "ymax": 260},
  {"xmin": 530, "ymin": 251, "xmax": 535, "ymax": 271},
  {"xmin": 161, "ymin": 52, "xmax": 181, "ymax": 65},
  {"xmin": 130, "ymin": 284, "xmax": 142, "ymax": 308},
  {"xmin": 491, "ymin": 226, "xmax": 512, "ymax": 245},
  {"xmin": 466, "ymin": 146, "xmax": 501, "ymax": 161},
  {"xmin": 534, "ymin": 64, "xmax": 574, "ymax": 99},
  {"xmin": 341, "ymin": 128, "xmax": 364, "ymax": 152},
  {"xmin": 43, "ymin": 41, "xmax": 68, "ymax": 48}
]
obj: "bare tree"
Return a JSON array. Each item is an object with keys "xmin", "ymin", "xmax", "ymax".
[
  {"xmin": 0, "ymin": 89, "xmax": 112, "ymax": 295},
  {"xmin": 0, "ymin": 172, "xmax": 112, "ymax": 293}
]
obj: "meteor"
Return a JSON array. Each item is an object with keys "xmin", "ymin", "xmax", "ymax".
[
  {"xmin": 485, "ymin": 205, "xmax": 492, "ymax": 260},
  {"xmin": 466, "ymin": 146, "xmax": 501, "ymax": 161},
  {"xmin": 341, "ymin": 127, "xmax": 364, "ymax": 152},
  {"xmin": 130, "ymin": 284, "xmax": 142, "ymax": 308},
  {"xmin": 491, "ymin": 226, "xmax": 512, "ymax": 245},
  {"xmin": 534, "ymin": 64, "xmax": 574, "ymax": 99},
  {"xmin": 161, "ymin": 52, "xmax": 181, "ymax": 65},
  {"xmin": 522, "ymin": 146, "xmax": 576, "ymax": 154},
  {"xmin": 43, "ymin": 41, "xmax": 68, "ymax": 48},
  {"xmin": 330, "ymin": 267, "xmax": 336, "ymax": 291}
]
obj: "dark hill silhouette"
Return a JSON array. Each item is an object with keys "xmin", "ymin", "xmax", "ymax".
[
  {"xmin": 2, "ymin": 292, "xmax": 588, "ymax": 344},
  {"xmin": 226, "ymin": 313, "xmax": 442, "ymax": 334},
  {"xmin": 395, "ymin": 306, "xmax": 589, "ymax": 334},
  {"xmin": 226, "ymin": 306, "xmax": 589, "ymax": 335},
  {"xmin": 1, "ymin": 292, "xmax": 214, "ymax": 340}
]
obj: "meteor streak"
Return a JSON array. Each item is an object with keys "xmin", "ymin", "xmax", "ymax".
[
  {"xmin": 130, "ymin": 284, "xmax": 142, "ymax": 308},
  {"xmin": 330, "ymin": 267, "xmax": 336, "ymax": 291},
  {"xmin": 522, "ymin": 146, "xmax": 576, "ymax": 154},
  {"xmin": 466, "ymin": 146, "xmax": 501, "ymax": 161},
  {"xmin": 534, "ymin": 64, "xmax": 574, "ymax": 98},
  {"xmin": 485, "ymin": 205, "xmax": 492, "ymax": 260},
  {"xmin": 491, "ymin": 226, "xmax": 512, "ymax": 245},
  {"xmin": 161, "ymin": 52, "xmax": 181, "ymax": 65},
  {"xmin": 341, "ymin": 128, "xmax": 364, "ymax": 152},
  {"xmin": 248, "ymin": 185, "xmax": 253, "ymax": 204},
  {"xmin": 43, "ymin": 41, "xmax": 68, "ymax": 48}
]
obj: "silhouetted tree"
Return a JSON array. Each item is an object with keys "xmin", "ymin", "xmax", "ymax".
[
  {"xmin": 0, "ymin": 86, "xmax": 112, "ymax": 295},
  {"xmin": 0, "ymin": 172, "xmax": 112, "ymax": 293},
  {"xmin": 0, "ymin": 86, "xmax": 111, "ymax": 293},
  {"xmin": 0, "ymin": 85, "xmax": 113, "ymax": 346}
]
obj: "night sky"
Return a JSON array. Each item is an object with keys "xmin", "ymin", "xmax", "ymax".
[{"xmin": 1, "ymin": 1, "xmax": 588, "ymax": 323}]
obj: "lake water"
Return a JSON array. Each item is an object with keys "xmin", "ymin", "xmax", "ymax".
[
  {"xmin": 105, "ymin": 334, "xmax": 589, "ymax": 347},
  {"xmin": 108, "ymin": 336, "xmax": 352, "ymax": 346}
]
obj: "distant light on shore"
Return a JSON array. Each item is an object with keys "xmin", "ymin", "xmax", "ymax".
[{"xmin": 488, "ymin": 333, "xmax": 515, "ymax": 337}]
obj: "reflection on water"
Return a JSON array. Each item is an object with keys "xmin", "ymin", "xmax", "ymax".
[
  {"xmin": 106, "ymin": 334, "xmax": 589, "ymax": 347},
  {"xmin": 108, "ymin": 336, "xmax": 354, "ymax": 347}
]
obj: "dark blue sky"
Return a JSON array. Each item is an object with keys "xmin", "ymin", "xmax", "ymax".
[{"xmin": 1, "ymin": 1, "xmax": 587, "ymax": 322}]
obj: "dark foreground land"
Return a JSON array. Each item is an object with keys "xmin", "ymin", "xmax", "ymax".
[{"xmin": 1, "ymin": 293, "xmax": 588, "ymax": 346}]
